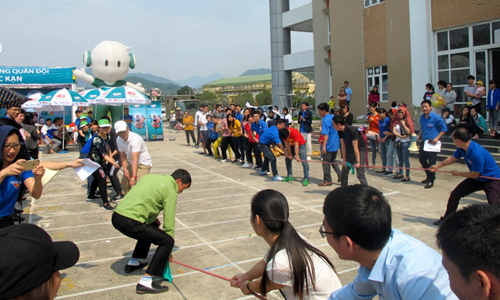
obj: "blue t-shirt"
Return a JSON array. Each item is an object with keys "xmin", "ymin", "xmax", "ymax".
[
  {"xmin": 453, "ymin": 141, "xmax": 500, "ymax": 182},
  {"xmin": 259, "ymin": 126, "xmax": 281, "ymax": 146},
  {"xmin": 321, "ymin": 114, "xmax": 340, "ymax": 152},
  {"xmin": 420, "ymin": 112, "xmax": 447, "ymax": 141},
  {"xmin": 345, "ymin": 86, "xmax": 352, "ymax": 101},
  {"xmin": 0, "ymin": 171, "xmax": 34, "ymax": 217},
  {"xmin": 379, "ymin": 116, "xmax": 391, "ymax": 139},
  {"xmin": 251, "ymin": 120, "xmax": 267, "ymax": 137},
  {"xmin": 122, "ymin": 114, "xmax": 134, "ymax": 130},
  {"xmin": 207, "ymin": 122, "xmax": 219, "ymax": 140},
  {"xmin": 235, "ymin": 112, "xmax": 243, "ymax": 123}
]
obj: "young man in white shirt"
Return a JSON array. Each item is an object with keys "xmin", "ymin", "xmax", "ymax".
[
  {"xmin": 194, "ymin": 105, "xmax": 204, "ymax": 149},
  {"xmin": 114, "ymin": 121, "xmax": 152, "ymax": 195},
  {"xmin": 198, "ymin": 106, "xmax": 209, "ymax": 154},
  {"xmin": 41, "ymin": 118, "xmax": 61, "ymax": 154}
]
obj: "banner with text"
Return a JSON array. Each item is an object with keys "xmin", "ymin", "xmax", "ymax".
[
  {"xmin": 146, "ymin": 103, "xmax": 164, "ymax": 141},
  {"xmin": 0, "ymin": 67, "xmax": 75, "ymax": 85},
  {"xmin": 128, "ymin": 105, "xmax": 148, "ymax": 140}
]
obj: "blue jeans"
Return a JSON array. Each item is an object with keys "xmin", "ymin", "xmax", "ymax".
[
  {"xmin": 396, "ymin": 141, "xmax": 411, "ymax": 178},
  {"xmin": 369, "ymin": 138, "xmax": 378, "ymax": 165},
  {"xmin": 386, "ymin": 140, "xmax": 399, "ymax": 172},
  {"xmin": 285, "ymin": 144, "xmax": 309, "ymax": 180},
  {"xmin": 258, "ymin": 143, "xmax": 278, "ymax": 177},
  {"xmin": 379, "ymin": 139, "xmax": 389, "ymax": 168}
]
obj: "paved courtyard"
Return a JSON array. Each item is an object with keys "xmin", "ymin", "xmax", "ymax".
[{"xmin": 27, "ymin": 130, "xmax": 477, "ymax": 300}]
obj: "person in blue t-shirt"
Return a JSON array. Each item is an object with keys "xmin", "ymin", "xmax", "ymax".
[
  {"xmin": 376, "ymin": 108, "xmax": 391, "ymax": 173},
  {"xmin": 418, "ymin": 100, "xmax": 447, "ymax": 189},
  {"xmin": 121, "ymin": 107, "xmax": 134, "ymax": 130},
  {"xmin": 0, "ymin": 126, "xmax": 45, "ymax": 228},
  {"xmin": 257, "ymin": 120, "xmax": 287, "ymax": 181},
  {"xmin": 317, "ymin": 103, "xmax": 341, "ymax": 186},
  {"xmin": 204, "ymin": 115, "xmax": 217, "ymax": 157},
  {"xmin": 430, "ymin": 127, "xmax": 500, "ymax": 226}
]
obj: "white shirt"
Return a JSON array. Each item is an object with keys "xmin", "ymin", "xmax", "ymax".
[
  {"xmin": 395, "ymin": 124, "xmax": 410, "ymax": 142},
  {"xmin": 117, "ymin": 131, "xmax": 152, "ymax": 167},
  {"xmin": 265, "ymin": 237, "xmax": 342, "ymax": 300},
  {"xmin": 198, "ymin": 113, "xmax": 208, "ymax": 131},
  {"xmin": 194, "ymin": 110, "xmax": 203, "ymax": 126},
  {"xmin": 41, "ymin": 124, "xmax": 57, "ymax": 137}
]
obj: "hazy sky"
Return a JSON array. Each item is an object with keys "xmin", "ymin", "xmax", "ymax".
[{"xmin": 0, "ymin": 0, "xmax": 312, "ymax": 80}]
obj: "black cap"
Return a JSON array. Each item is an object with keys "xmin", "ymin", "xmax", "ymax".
[
  {"xmin": 0, "ymin": 224, "xmax": 80, "ymax": 299},
  {"xmin": 75, "ymin": 108, "xmax": 83, "ymax": 113}
]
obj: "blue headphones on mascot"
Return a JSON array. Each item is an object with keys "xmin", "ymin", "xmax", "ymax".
[{"xmin": 83, "ymin": 51, "xmax": 136, "ymax": 69}]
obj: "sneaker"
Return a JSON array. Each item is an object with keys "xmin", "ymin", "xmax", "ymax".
[
  {"xmin": 260, "ymin": 171, "xmax": 268, "ymax": 176},
  {"xmin": 283, "ymin": 176, "xmax": 294, "ymax": 182},
  {"xmin": 250, "ymin": 164, "xmax": 256, "ymax": 169},
  {"xmin": 173, "ymin": 245, "xmax": 180, "ymax": 251},
  {"xmin": 302, "ymin": 179, "xmax": 309, "ymax": 186},
  {"xmin": 102, "ymin": 203, "xmax": 115, "ymax": 211},
  {"xmin": 195, "ymin": 145, "xmax": 199, "ymax": 149},
  {"xmin": 254, "ymin": 165, "xmax": 262, "ymax": 169},
  {"xmin": 273, "ymin": 175, "xmax": 283, "ymax": 181},
  {"xmin": 111, "ymin": 194, "xmax": 124, "ymax": 201},
  {"xmin": 242, "ymin": 163, "xmax": 250, "ymax": 168},
  {"xmin": 433, "ymin": 217, "xmax": 445, "ymax": 226},
  {"xmin": 307, "ymin": 156, "xmax": 312, "ymax": 161},
  {"xmin": 86, "ymin": 195, "xmax": 101, "ymax": 202},
  {"xmin": 220, "ymin": 159, "xmax": 226, "ymax": 163}
]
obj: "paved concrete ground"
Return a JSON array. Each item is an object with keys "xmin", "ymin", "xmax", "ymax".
[{"xmin": 26, "ymin": 130, "xmax": 479, "ymax": 300}]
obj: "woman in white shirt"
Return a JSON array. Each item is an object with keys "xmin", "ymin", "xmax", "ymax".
[
  {"xmin": 283, "ymin": 107, "xmax": 293, "ymax": 127},
  {"xmin": 392, "ymin": 109, "xmax": 412, "ymax": 182},
  {"xmin": 230, "ymin": 189, "xmax": 341, "ymax": 300},
  {"xmin": 443, "ymin": 83, "xmax": 457, "ymax": 115}
]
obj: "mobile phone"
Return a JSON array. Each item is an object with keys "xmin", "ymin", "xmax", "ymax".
[{"xmin": 18, "ymin": 159, "xmax": 40, "ymax": 171}]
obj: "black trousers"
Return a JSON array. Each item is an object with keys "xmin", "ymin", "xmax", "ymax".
[
  {"xmin": 234, "ymin": 136, "xmax": 245, "ymax": 161},
  {"xmin": 89, "ymin": 167, "xmax": 109, "ymax": 204},
  {"xmin": 0, "ymin": 216, "xmax": 15, "ymax": 228},
  {"xmin": 205, "ymin": 138, "xmax": 216, "ymax": 155},
  {"xmin": 340, "ymin": 152, "xmax": 368, "ymax": 187},
  {"xmin": 28, "ymin": 149, "xmax": 39, "ymax": 159},
  {"xmin": 185, "ymin": 130, "xmax": 195, "ymax": 144},
  {"xmin": 106, "ymin": 162, "xmax": 122, "ymax": 195},
  {"xmin": 112, "ymin": 212, "xmax": 175, "ymax": 277},
  {"xmin": 419, "ymin": 148, "xmax": 437, "ymax": 182},
  {"xmin": 221, "ymin": 136, "xmax": 236, "ymax": 160},
  {"xmin": 444, "ymin": 178, "xmax": 500, "ymax": 217},
  {"xmin": 323, "ymin": 151, "xmax": 341, "ymax": 182},
  {"xmin": 246, "ymin": 142, "xmax": 259, "ymax": 165},
  {"xmin": 196, "ymin": 126, "xmax": 201, "ymax": 146}
]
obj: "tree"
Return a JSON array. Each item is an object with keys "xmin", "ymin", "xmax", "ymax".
[
  {"xmin": 177, "ymin": 85, "xmax": 194, "ymax": 95},
  {"xmin": 196, "ymin": 91, "xmax": 217, "ymax": 101},
  {"xmin": 255, "ymin": 89, "xmax": 272, "ymax": 106},
  {"xmin": 292, "ymin": 90, "xmax": 315, "ymax": 108},
  {"xmin": 233, "ymin": 92, "xmax": 255, "ymax": 107}
]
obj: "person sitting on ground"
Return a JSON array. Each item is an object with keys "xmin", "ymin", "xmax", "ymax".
[
  {"xmin": 41, "ymin": 118, "xmax": 61, "ymax": 154},
  {"xmin": 112, "ymin": 169, "xmax": 191, "ymax": 295},
  {"xmin": 279, "ymin": 126, "xmax": 310, "ymax": 186},
  {"xmin": 0, "ymin": 126, "xmax": 45, "ymax": 228},
  {"xmin": 443, "ymin": 108, "xmax": 457, "ymax": 136},
  {"xmin": 0, "ymin": 224, "xmax": 80, "ymax": 300},
  {"xmin": 230, "ymin": 189, "xmax": 341, "ymax": 299},
  {"xmin": 323, "ymin": 185, "xmax": 458, "ymax": 299},
  {"xmin": 430, "ymin": 127, "xmax": 500, "ymax": 226},
  {"xmin": 469, "ymin": 107, "xmax": 487, "ymax": 139},
  {"xmin": 437, "ymin": 204, "xmax": 500, "ymax": 300}
]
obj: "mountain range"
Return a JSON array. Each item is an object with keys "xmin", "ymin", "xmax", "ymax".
[{"xmin": 239, "ymin": 68, "xmax": 271, "ymax": 76}]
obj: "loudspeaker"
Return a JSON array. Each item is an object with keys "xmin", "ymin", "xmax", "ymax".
[{"xmin": 408, "ymin": 133, "xmax": 419, "ymax": 152}]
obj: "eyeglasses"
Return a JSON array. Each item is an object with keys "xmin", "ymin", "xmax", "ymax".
[
  {"xmin": 319, "ymin": 224, "xmax": 335, "ymax": 238},
  {"xmin": 3, "ymin": 143, "xmax": 22, "ymax": 150}
]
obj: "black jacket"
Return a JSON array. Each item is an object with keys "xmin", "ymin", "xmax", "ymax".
[{"xmin": 298, "ymin": 109, "xmax": 313, "ymax": 133}]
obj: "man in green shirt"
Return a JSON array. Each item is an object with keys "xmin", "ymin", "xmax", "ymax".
[{"xmin": 112, "ymin": 169, "xmax": 191, "ymax": 295}]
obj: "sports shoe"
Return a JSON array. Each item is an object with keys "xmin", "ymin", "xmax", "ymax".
[
  {"xmin": 283, "ymin": 176, "xmax": 294, "ymax": 182},
  {"xmin": 111, "ymin": 193, "xmax": 124, "ymax": 201},
  {"xmin": 173, "ymin": 245, "xmax": 180, "ymax": 251},
  {"xmin": 125, "ymin": 262, "xmax": 149, "ymax": 273},
  {"xmin": 307, "ymin": 156, "xmax": 312, "ymax": 161},
  {"xmin": 250, "ymin": 164, "xmax": 257, "ymax": 169},
  {"xmin": 302, "ymin": 179, "xmax": 309, "ymax": 186},
  {"xmin": 260, "ymin": 171, "xmax": 268, "ymax": 176},
  {"xmin": 273, "ymin": 175, "xmax": 283, "ymax": 181},
  {"xmin": 220, "ymin": 159, "xmax": 226, "ymax": 163},
  {"xmin": 102, "ymin": 203, "xmax": 115, "ymax": 211},
  {"xmin": 242, "ymin": 163, "xmax": 250, "ymax": 168},
  {"xmin": 136, "ymin": 282, "xmax": 169, "ymax": 295},
  {"xmin": 86, "ymin": 195, "xmax": 101, "ymax": 202}
]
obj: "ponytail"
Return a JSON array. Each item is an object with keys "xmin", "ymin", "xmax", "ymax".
[{"xmin": 252, "ymin": 190, "xmax": 335, "ymax": 299}]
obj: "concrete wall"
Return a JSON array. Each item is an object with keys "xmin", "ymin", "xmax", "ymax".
[
  {"xmin": 432, "ymin": 0, "xmax": 500, "ymax": 30},
  {"xmin": 330, "ymin": 0, "xmax": 365, "ymax": 118},
  {"xmin": 312, "ymin": 0, "xmax": 331, "ymax": 106}
]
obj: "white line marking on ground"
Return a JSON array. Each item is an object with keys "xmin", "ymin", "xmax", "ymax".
[{"xmin": 177, "ymin": 203, "xmax": 249, "ymax": 215}]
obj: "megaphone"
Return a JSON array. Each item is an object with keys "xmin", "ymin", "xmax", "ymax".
[{"xmin": 408, "ymin": 133, "xmax": 419, "ymax": 152}]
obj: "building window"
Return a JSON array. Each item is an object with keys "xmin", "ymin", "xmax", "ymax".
[
  {"xmin": 366, "ymin": 65, "xmax": 388, "ymax": 102},
  {"xmin": 364, "ymin": 0, "xmax": 385, "ymax": 9}
]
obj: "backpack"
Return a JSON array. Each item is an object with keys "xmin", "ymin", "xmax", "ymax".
[{"xmin": 79, "ymin": 133, "xmax": 97, "ymax": 158}]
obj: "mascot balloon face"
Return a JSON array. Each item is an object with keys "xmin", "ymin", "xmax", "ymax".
[{"xmin": 73, "ymin": 40, "xmax": 145, "ymax": 122}]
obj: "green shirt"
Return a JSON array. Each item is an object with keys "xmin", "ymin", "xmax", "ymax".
[{"xmin": 115, "ymin": 175, "xmax": 178, "ymax": 237}]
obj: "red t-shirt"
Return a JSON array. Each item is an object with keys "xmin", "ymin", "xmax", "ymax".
[
  {"xmin": 287, "ymin": 128, "xmax": 305, "ymax": 146},
  {"xmin": 245, "ymin": 123, "xmax": 259, "ymax": 143}
]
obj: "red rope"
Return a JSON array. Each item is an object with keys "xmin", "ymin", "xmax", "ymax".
[{"xmin": 171, "ymin": 260, "xmax": 267, "ymax": 300}]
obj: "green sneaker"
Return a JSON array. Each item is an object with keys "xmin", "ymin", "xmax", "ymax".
[
  {"xmin": 283, "ymin": 176, "xmax": 294, "ymax": 182},
  {"xmin": 302, "ymin": 179, "xmax": 309, "ymax": 186}
]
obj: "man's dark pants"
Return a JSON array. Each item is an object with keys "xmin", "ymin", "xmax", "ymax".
[
  {"xmin": 112, "ymin": 212, "xmax": 174, "ymax": 277},
  {"xmin": 323, "ymin": 151, "xmax": 341, "ymax": 182},
  {"xmin": 258, "ymin": 143, "xmax": 278, "ymax": 177},
  {"xmin": 340, "ymin": 152, "xmax": 367, "ymax": 186},
  {"xmin": 419, "ymin": 147, "xmax": 438, "ymax": 182},
  {"xmin": 444, "ymin": 178, "xmax": 500, "ymax": 217}
]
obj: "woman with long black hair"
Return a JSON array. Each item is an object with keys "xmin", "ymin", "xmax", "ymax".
[{"xmin": 230, "ymin": 189, "xmax": 341, "ymax": 299}]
